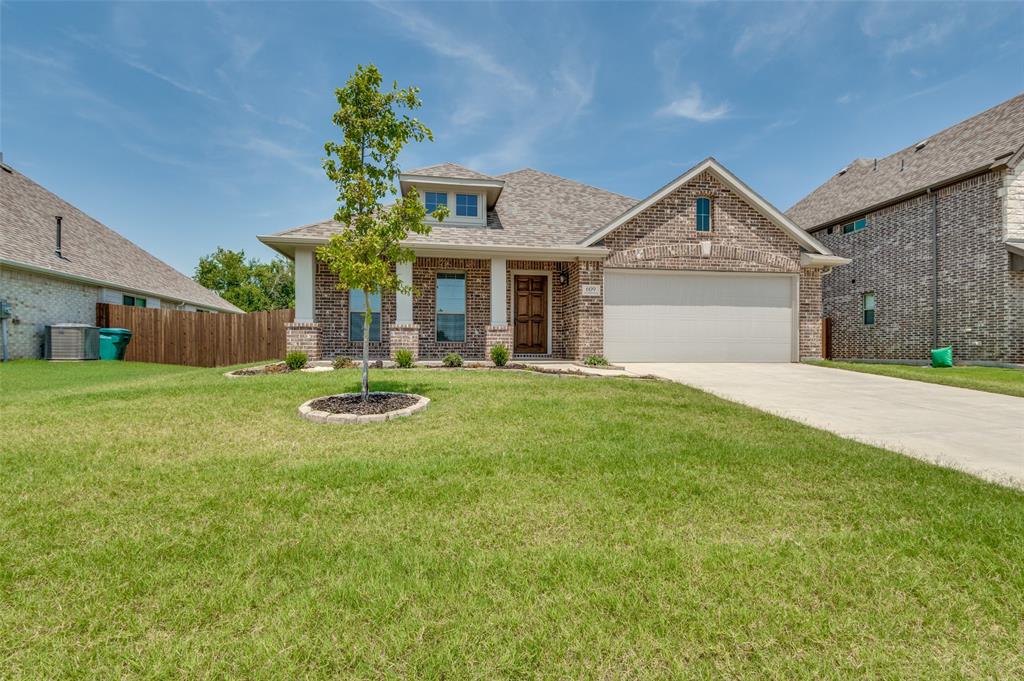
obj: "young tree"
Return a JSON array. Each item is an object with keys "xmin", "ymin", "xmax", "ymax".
[{"xmin": 316, "ymin": 64, "xmax": 448, "ymax": 400}]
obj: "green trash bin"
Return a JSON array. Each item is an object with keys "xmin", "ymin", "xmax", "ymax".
[{"xmin": 99, "ymin": 328, "xmax": 133, "ymax": 360}]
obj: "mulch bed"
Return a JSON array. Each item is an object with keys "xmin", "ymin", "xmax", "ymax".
[
  {"xmin": 309, "ymin": 392, "xmax": 419, "ymax": 415},
  {"xmin": 229, "ymin": 362, "xmax": 290, "ymax": 376}
]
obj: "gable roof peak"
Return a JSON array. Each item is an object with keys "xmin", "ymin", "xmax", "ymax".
[{"xmin": 403, "ymin": 162, "xmax": 496, "ymax": 181}]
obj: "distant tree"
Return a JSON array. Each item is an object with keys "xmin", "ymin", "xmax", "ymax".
[
  {"xmin": 317, "ymin": 63, "xmax": 448, "ymax": 400},
  {"xmin": 194, "ymin": 247, "xmax": 294, "ymax": 312}
]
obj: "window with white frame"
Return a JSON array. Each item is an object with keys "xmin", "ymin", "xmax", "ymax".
[
  {"xmin": 455, "ymin": 193, "xmax": 478, "ymax": 217},
  {"xmin": 123, "ymin": 295, "xmax": 146, "ymax": 308},
  {"xmin": 862, "ymin": 292, "xmax": 876, "ymax": 325},
  {"xmin": 425, "ymin": 191, "xmax": 448, "ymax": 214},
  {"xmin": 436, "ymin": 273, "xmax": 466, "ymax": 342},
  {"xmin": 696, "ymin": 197, "xmax": 712, "ymax": 232},
  {"xmin": 349, "ymin": 290, "xmax": 381, "ymax": 342}
]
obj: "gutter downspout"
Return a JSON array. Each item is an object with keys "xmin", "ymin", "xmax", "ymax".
[{"xmin": 929, "ymin": 188, "xmax": 939, "ymax": 348}]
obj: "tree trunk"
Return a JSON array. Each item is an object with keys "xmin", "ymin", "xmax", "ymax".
[{"xmin": 361, "ymin": 289, "xmax": 371, "ymax": 401}]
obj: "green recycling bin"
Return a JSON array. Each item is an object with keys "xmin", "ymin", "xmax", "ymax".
[{"xmin": 99, "ymin": 328, "xmax": 133, "ymax": 360}]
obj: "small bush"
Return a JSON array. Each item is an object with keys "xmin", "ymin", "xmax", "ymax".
[
  {"xmin": 584, "ymin": 355, "xmax": 610, "ymax": 367},
  {"xmin": 442, "ymin": 352, "xmax": 463, "ymax": 368},
  {"xmin": 490, "ymin": 343, "xmax": 510, "ymax": 367},
  {"xmin": 285, "ymin": 351, "xmax": 308, "ymax": 370},
  {"xmin": 332, "ymin": 356, "xmax": 353, "ymax": 370},
  {"xmin": 394, "ymin": 348, "xmax": 414, "ymax": 368}
]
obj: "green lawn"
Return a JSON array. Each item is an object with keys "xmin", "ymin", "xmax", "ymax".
[
  {"xmin": 2, "ymin": 361, "xmax": 1022, "ymax": 678},
  {"xmin": 809, "ymin": 360, "xmax": 1024, "ymax": 398}
]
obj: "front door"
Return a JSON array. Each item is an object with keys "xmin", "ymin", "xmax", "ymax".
[{"xmin": 514, "ymin": 275, "xmax": 547, "ymax": 354}]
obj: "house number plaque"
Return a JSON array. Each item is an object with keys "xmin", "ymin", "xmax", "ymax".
[{"xmin": 582, "ymin": 284, "xmax": 602, "ymax": 297}]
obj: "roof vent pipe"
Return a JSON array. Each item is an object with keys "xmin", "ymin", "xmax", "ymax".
[{"xmin": 55, "ymin": 216, "xmax": 63, "ymax": 258}]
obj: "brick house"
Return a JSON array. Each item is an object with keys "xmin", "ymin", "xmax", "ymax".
[
  {"xmin": 260, "ymin": 158, "xmax": 847, "ymax": 363},
  {"xmin": 0, "ymin": 163, "xmax": 241, "ymax": 359},
  {"xmin": 787, "ymin": 93, "xmax": 1024, "ymax": 365}
]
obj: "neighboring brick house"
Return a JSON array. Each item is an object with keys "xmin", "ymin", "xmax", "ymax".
[
  {"xmin": 787, "ymin": 93, "xmax": 1024, "ymax": 365},
  {"xmin": 260, "ymin": 158, "xmax": 846, "ymax": 363},
  {"xmin": 0, "ymin": 163, "xmax": 241, "ymax": 358}
]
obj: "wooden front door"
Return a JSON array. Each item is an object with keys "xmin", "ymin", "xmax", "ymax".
[{"xmin": 514, "ymin": 275, "xmax": 548, "ymax": 354}]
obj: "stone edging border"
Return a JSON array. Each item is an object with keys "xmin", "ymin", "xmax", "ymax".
[{"xmin": 298, "ymin": 392, "xmax": 430, "ymax": 425}]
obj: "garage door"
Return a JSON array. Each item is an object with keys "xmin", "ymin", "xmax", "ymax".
[{"xmin": 604, "ymin": 271, "xmax": 795, "ymax": 362}]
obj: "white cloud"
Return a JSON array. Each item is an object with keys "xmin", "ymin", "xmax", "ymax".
[
  {"xmin": 885, "ymin": 17, "xmax": 961, "ymax": 57},
  {"xmin": 836, "ymin": 92, "xmax": 858, "ymax": 105},
  {"xmin": 656, "ymin": 85, "xmax": 729, "ymax": 122},
  {"xmin": 733, "ymin": 4, "xmax": 816, "ymax": 58}
]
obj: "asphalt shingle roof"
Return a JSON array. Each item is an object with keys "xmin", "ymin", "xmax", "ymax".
[
  {"xmin": 273, "ymin": 167, "xmax": 637, "ymax": 248},
  {"xmin": 787, "ymin": 92, "xmax": 1024, "ymax": 231},
  {"xmin": 405, "ymin": 163, "xmax": 497, "ymax": 181},
  {"xmin": 0, "ymin": 165, "xmax": 242, "ymax": 312}
]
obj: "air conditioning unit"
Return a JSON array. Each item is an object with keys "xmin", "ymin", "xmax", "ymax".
[{"xmin": 44, "ymin": 324, "xmax": 100, "ymax": 361}]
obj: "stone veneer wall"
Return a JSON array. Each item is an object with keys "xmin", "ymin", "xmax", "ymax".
[
  {"xmin": 815, "ymin": 170, "xmax": 1020, "ymax": 363},
  {"xmin": 0, "ymin": 266, "xmax": 99, "ymax": 359}
]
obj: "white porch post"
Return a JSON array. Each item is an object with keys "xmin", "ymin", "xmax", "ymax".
[
  {"xmin": 294, "ymin": 246, "xmax": 315, "ymax": 323},
  {"xmin": 396, "ymin": 261, "xmax": 414, "ymax": 324},
  {"xmin": 490, "ymin": 257, "xmax": 507, "ymax": 326}
]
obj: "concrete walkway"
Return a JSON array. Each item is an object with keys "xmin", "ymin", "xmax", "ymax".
[{"xmin": 622, "ymin": 362, "xmax": 1024, "ymax": 488}]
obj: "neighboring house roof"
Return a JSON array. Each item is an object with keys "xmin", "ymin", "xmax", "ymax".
[
  {"xmin": 0, "ymin": 164, "xmax": 242, "ymax": 313},
  {"xmin": 787, "ymin": 92, "xmax": 1024, "ymax": 231},
  {"xmin": 580, "ymin": 157, "xmax": 835, "ymax": 257},
  {"xmin": 405, "ymin": 162, "xmax": 497, "ymax": 180},
  {"xmin": 265, "ymin": 167, "xmax": 636, "ymax": 250}
]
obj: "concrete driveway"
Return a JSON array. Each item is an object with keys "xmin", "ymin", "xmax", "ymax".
[{"xmin": 622, "ymin": 362, "xmax": 1024, "ymax": 488}]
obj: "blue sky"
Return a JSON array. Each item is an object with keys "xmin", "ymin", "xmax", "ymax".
[{"xmin": 3, "ymin": 1, "xmax": 1022, "ymax": 275}]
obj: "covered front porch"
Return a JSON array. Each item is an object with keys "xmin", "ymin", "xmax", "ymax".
[{"xmin": 287, "ymin": 245, "xmax": 605, "ymax": 362}]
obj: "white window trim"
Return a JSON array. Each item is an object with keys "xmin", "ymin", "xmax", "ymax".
[
  {"xmin": 435, "ymin": 271, "xmax": 467, "ymax": 344},
  {"xmin": 423, "ymin": 190, "xmax": 487, "ymax": 227},
  {"xmin": 510, "ymin": 269, "xmax": 553, "ymax": 356}
]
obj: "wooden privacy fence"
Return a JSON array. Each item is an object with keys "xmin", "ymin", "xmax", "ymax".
[
  {"xmin": 821, "ymin": 317, "xmax": 833, "ymax": 360},
  {"xmin": 96, "ymin": 304, "xmax": 294, "ymax": 367}
]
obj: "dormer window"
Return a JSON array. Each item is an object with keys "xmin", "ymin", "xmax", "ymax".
[
  {"xmin": 425, "ymin": 191, "xmax": 448, "ymax": 213},
  {"xmin": 455, "ymin": 193, "xmax": 478, "ymax": 217}
]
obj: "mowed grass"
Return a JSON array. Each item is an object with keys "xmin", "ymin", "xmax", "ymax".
[
  {"xmin": 809, "ymin": 360, "xmax": 1024, "ymax": 398},
  {"xmin": 1, "ymin": 361, "xmax": 1022, "ymax": 679}
]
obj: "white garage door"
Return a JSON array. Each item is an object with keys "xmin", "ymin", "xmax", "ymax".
[{"xmin": 604, "ymin": 271, "xmax": 796, "ymax": 362}]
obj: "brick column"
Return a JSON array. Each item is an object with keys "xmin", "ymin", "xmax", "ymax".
[
  {"xmin": 285, "ymin": 322, "xmax": 321, "ymax": 360},
  {"xmin": 799, "ymin": 267, "xmax": 823, "ymax": 360},
  {"xmin": 389, "ymin": 323, "xmax": 420, "ymax": 360},
  {"xmin": 574, "ymin": 260, "xmax": 604, "ymax": 360},
  {"xmin": 484, "ymin": 325, "xmax": 513, "ymax": 360}
]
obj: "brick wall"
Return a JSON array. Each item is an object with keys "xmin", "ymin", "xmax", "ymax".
[
  {"xmin": 414, "ymin": 257, "xmax": 490, "ymax": 359},
  {"xmin": 600, "ymin": 170, "xmax": 819, "ymax": 358},
  {"xmin": 815, "ymin": 170, "xmax": 1019, "ymax": 362},
  {"xmin": 314, "ymin": 259, "xmax": 396, "ymax": 360},
  {"xmin": 562, "ymin": 260, "xmax": 603, "ymax": 360},
  {"xmin": 505, "ymin": 260, "xmax": 569, "ymax": 359},
  {"xmin": 1, "ymin": 266, "xmax": 99, "ymax": 358},
  {"xmin": 285, "ymin": 322, "xmax": 321, "ymax": 360},
  {"xmin": 604, "ymin": 171, "xmax": 801, "ymax": 273}
]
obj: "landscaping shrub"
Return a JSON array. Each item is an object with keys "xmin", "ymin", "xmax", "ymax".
[
  {"xmin": 584, "ymin": 355, "xmax": 610, "ymax": 367},
  {"xmin": 490, "ymin": 344, "xmax": 510, "ymax": 367},
  {"xmin": 332, "ymin": 356, "xmax": 354, "ymax": 370},
  {"xmin": 284, "ymin": 351, "xmax": 308, "ymax": 370},
  {"xmin": 394, "ymin": 348, "xmax": 414, "ymax": 368},
  {"xmin": 442, "ymin": 352, "xmax": 463, "ymax": 368}
]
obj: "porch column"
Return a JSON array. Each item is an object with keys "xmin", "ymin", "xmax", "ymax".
[
  {"xmin": 294, "ymin": 246, "xmax": 315, "ymax": 323},
  {"xmin": 286, "ymin": 245, "xmax": 321, "ymax": 359},
  {"xmin": 396, "ymin": 261, "xmax": 414, "ymax": 325},
  {"xmin": 490, "ymin": 257, "xmax": 507, "ymax": 326},
  {"xmin": 485, "ymin": 257, "xmax": 513, "ymax": 360}
]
